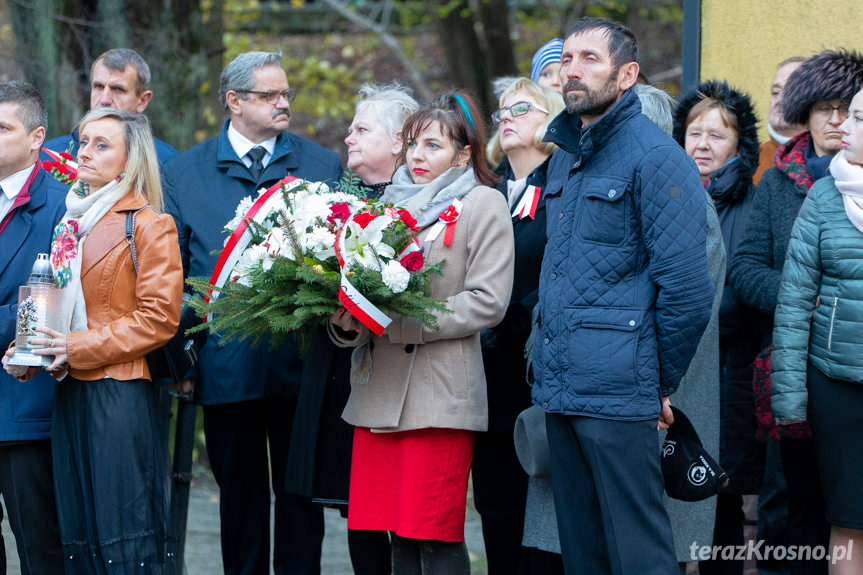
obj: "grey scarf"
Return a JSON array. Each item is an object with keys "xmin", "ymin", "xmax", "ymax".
[{"xmin": 382, "ymin": 164, "xmax": 478, "ymax": 227}]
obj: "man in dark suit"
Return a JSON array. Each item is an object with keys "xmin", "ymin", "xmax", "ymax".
[
  {"xmin": 0, "ymin": 81, "xmax": 67, "ymax": 575},
  {"xmin": 162, "ymin": 51, "xmax": 342, "ymax": 575},
  {"xmin": 43, "ymin": 48, "xmax": 178, "ymax": 164}
]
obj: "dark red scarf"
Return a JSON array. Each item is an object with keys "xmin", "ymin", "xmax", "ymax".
[{"xmin": 0, "ymin": 163, "xmax": 42, "ymax": 237}]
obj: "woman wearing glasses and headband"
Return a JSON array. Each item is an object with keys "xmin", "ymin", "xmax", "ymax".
[
  {"xmin": 729, "ymin": 49, "xmax": 863, "ymax": 575},
  {"xmin": 473, "ymin": 78, "xmax": 563, "ymax": 574},
  {"xmin": 330, "ymin": 91, "xmax": 514, "ymax": 574}
]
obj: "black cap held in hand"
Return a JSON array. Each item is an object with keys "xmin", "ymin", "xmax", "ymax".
[{"xmin": 661, "ymin": 406, "xmax": 729, "ymax": 502}]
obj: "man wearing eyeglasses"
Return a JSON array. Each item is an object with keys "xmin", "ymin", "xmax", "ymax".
[{"xmin": 162, "ymin": 51, "xmax": 341, "ymax": 575}]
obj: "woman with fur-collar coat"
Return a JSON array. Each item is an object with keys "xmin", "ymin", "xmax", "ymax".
[{"xmin": 674, "ymin": 79, "xmax": 761, "ymax": 575}]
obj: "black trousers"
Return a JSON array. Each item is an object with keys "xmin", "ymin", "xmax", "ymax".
[
  {"xmin": 780, "ymin": 438, "xmax": 829, "ymax": 575},
  {"xmin": 203, "ymin": 397, "xmax": 324, "ymax": 575},
  {"xmin": 472, "ymin": 429, "xmax": 530, "ymax": 575},
  {"xmin": 0, "ymin": 440, "xmax": 64, "ymax": 575},
  {"xmin": 546, "ymin": 413, "xmax": 677, "ymax": 575}
]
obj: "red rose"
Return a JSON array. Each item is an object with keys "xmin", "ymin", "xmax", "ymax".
[
  {"xmin": 439, "ymin": 205, "xmax": 459, "ymax": 223},
  {"xmin": 327, "ymin": 202, "xmax": 351, "ymax": 226},
  {"xmin": 398, "ymin": 209, "xmax": 419, "ymax": 231},
  {"xmin": 59, "ymin": 151, "xmax": 74, "ymax": 161},
  {"xmin": 42, "ymin": 160, "xmax": 56, "ymax": 172},
  {"xmin": 352, "ymin": 212, "xmax": 376, "ymax": 229},
  {"xmin": 400, "ymin": 250, "xmax": 424, "ymax": 272}
]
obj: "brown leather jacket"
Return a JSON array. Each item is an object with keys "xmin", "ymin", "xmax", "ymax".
[{"xmin": 64, "ymin": 193, "xmax": 183, "ymax": 381}]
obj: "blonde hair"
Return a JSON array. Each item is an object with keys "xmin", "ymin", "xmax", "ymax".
[
  {"xmin": 487, "ymin": 78, "xmax": 565, "ymax": 166},
  {"xmin": 78, "ymin": 108, "xmax": 163, "ymax": 210}
]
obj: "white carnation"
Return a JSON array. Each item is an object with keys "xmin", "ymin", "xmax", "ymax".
[{"xmin": 381, "ymin": 260, "xmax": 410, "ymax": 294}]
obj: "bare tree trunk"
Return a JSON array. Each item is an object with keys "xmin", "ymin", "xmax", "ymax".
[
  {"xmin": 433, "ymin": 0, "xmax": 492, "ymax": 111},
  {"xmin": 475, "ymin": 0, "xmax": 517, "ymax": 79}
]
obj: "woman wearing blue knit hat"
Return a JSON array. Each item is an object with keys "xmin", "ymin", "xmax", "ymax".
[{"xmin": 530, "ymin": 38, "xmax": 563, "ymax": 91}]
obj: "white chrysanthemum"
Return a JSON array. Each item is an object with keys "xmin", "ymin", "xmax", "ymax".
[
  {"xmin": 292, "ymin": 191, "xmax": 332, "ymax": 229},
  {"xmin": 305, "ymin": 181, "xmax": 330, "ymax": 195},
  {"xmin": 233, "ymin": 244, "xmax": 267, "ymax": 286},
  {"xmin": 300, "ymin": 225, "xmax": 336, "ymax": 255},
  {"xmin": 381, "ymin": 260, "xmax": 410, "ymax": 294},
  {"xmin": 225, "ymin": 195, "xmax": 255, "ymax": 231}
]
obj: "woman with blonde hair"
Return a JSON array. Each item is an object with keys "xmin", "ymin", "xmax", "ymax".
[{"xmin": 5, "ymin": 107, "xmax": 183, "ymax": 574}]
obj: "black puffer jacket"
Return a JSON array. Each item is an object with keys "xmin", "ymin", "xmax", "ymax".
[{"xmin": 674, "ymin": 80, "xmax": 764, "ymax": 494}]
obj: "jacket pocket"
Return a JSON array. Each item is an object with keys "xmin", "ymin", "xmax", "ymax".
[
  {"xmin": 577, "ymin": 177, "xmax": 629, "ymax": 245},
  {"xmin": 565, "ymin": 307, "xmax": 641, "ymax": 396},
  {"xmin": 827, "ymin": 296, "xmax": 838, "ymax": 353}
]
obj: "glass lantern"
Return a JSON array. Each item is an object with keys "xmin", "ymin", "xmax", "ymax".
[{"xmin": 7, "ymin": 254, "xmax": 63, "ymax": 367}]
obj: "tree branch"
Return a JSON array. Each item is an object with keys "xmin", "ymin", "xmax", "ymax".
[{"xmin": 317, "ymin": 0, "xmax": 432, "ymax": 101}]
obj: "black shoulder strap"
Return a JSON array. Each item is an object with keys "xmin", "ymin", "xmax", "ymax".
[{"xmin": 125, "ymin": 206, "xmax": 159, "ymax": 275}]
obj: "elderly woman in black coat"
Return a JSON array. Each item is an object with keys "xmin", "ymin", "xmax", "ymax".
[
  {"xmin": 285, "ymin": 84, "xmax": 418, "ymax": 575},
  {"xmin": 673, "ymin": 80, "xmax": 760, "ymax": 575},
  {"xmin": 729, "ymin": 49, "xmax": 863, "ymax": 575}
]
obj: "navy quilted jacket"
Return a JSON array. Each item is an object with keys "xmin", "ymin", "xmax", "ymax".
[{"xmin": 531, "ymin": 89, "xmax": 714, "ymax": 420}]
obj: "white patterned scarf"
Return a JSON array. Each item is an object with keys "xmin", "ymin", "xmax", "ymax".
[
  {"xmin": 50, "ymin": 179, "xmax": 129, "ymax": 332},
  {"xmin": 829, "ymin": 150, "xmax": 863, "ymax": 234}
]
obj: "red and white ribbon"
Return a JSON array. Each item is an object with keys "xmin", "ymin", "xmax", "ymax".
[
  {"xmin": 206, "ymin": 176, "xmax": 305, "ymax": 321},
  {"xmin": 512, "ymin": 185, "xmax": 541, "ymax": 220},
  {"xmin": 333, "ymin": 213, "xmax": 392, "ymax": 336},
  {"xmin": 424, "ymin": 198, "xmax": 463, "ymax": 245}
]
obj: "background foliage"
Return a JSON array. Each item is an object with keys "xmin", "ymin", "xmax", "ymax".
[{"xmin": 0, "ymin": 0, "xmax": 684, "ymax": 158}]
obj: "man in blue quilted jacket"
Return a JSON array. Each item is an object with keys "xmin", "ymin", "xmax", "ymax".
[{"xmin": 532, "ymin": 17, "xmax": 714, "ymax": 574}]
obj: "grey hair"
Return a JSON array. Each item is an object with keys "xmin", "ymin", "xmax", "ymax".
[
  {"xmin": 635, "ymin": 84, "xmax": 675, "ymax": 136},
  {"xmin": 0, "ymin": 81, "xmax": 47, "ymax": 132},
  {"xmin": 92, "ymin": 49, "xmax": 151, "ymax": 94},
  {"xmin": 354, "ymin": 83, "xmax": 419, "ymax": 142},
  {"xmin": 219, "ymin": 51, "xmax": 284, "ymax": 110},
  {"xmin": 78, "ymin": 108, "xmax": 162, "ymax": 210}
]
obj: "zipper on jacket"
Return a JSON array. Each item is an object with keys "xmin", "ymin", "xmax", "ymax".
[{"xmin": 828, "ymin": 296, "xmax": 838, "ymax": 353}]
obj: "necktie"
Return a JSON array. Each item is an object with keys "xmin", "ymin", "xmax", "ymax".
[{"xmin": 247, "ymin": 147, "xmax": 266, "ymax": 181}]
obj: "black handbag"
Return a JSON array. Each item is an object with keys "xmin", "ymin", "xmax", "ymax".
[{"xmin": 126, "ymin": 207, "xmax": 206, "ymax": 385}]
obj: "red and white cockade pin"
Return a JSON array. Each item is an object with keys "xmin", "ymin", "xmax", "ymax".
[{"xmin": 425, "ymin": 198, "xmax": 463, "ymax": 246}]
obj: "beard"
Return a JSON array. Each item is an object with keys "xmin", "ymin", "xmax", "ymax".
[{"xmin": 562, "ymin": 75, "xmax": 620, "ymax": 118}]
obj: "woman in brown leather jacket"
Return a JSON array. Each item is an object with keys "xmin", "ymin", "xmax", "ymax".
[{"xmin": 4, "ymin": 108, "xmax": 183, "ymax": 574}]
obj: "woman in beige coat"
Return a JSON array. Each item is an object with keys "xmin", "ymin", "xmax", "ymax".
[{"xmin": 331, "ymin": 91, "xmax": 514, "ymax": 574}]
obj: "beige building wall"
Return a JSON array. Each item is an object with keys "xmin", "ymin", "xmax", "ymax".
[{"xmin": 700, "ymin": 0, "xmax": 863, "ymax": 141}]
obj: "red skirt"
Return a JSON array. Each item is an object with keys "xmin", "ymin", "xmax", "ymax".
[{"xmin": 348, "ymin": 427, "xmax": 475, "ymax": 541}]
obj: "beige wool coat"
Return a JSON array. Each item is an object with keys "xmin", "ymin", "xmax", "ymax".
[{"xmin": 330, "ymin": 185, "xmax": 515, "ymax": 433}]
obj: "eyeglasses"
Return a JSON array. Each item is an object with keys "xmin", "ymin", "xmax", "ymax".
[
  {"xmin": 237, "ymin": 89, "xmax": 297, "ymax": 105},
  {"xmin": 491, "ymin": 101, "xmax": 549, "ymax": 124},
  {"xmin": 812, "ymin": 102, "xmax": 850, "ymax": 119}
]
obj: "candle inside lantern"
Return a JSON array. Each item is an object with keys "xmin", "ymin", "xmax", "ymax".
[{"xmin": 8, "ymin": 254, "xmax": 63, "ymax": 367}]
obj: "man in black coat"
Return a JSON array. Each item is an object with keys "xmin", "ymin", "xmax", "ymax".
[{"xmin": 163, "ymin": 52, "xmax": 342, "ymax": 575}]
